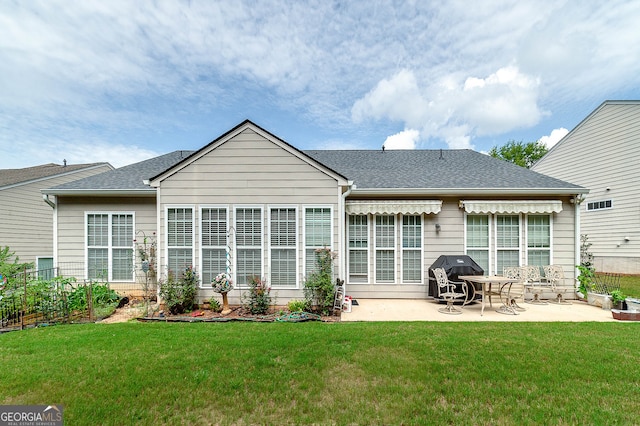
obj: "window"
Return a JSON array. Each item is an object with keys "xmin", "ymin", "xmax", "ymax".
[
  {"xmin": 87, "ymin": 213, "xmax": 134, "ymax": 281},
  {"xmin": 527, "ymin": 215, "xmax": 551, "ymax": 267},
  {"xmin": 201, "ymin": 207, "xmax": 228, "ymax": 286},
  {"xmin": 348, "ymin": 215, "xmax": 368, "ymax": 283},
  {"xmin": 466, "ymin": 215, "xmax": 489, "ymax": 273},
  {"xmin": 402, "ymin": 215, "xmax": 422, "ymax": 282},
  {"xmin": 167, "ymin": 208, "xmax": 193, "ymax": 277},
  {"xmin": 305, "ymin": 207, "xmax": 331, "ymax": 276},
  {"xmin": 270, "ymin": 208, "xmax": 297, "ymax": 287},
  {"xmin": 496, "ymin": 215, "xmax": 520, "ymax": 273},
  {"xmin": 375, "ymin": 215, "xmax": 395, "ymax": 283},
  {"xmin": 586, "ymin": 199, "xmax": 612, "ymax": 211},
  {"xmin": 235, "ymin": 208, "xmax": 262, "ymax": 286}
]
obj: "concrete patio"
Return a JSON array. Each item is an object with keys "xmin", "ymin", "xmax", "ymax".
[{"xmin": 341, "ymin": 298, "xmax": 623, "ymax": 322}]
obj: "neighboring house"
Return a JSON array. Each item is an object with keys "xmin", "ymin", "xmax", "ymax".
[
  {"xmin": 43, "ymin": 120, "xmax": 586, "ymax": 301},
  {"xmin": 0, "ymin": 162, "xmax": 113, "ymax": 270},
  {"xmin": 532, "ymin": 100, "xmax": 640, "ymax": 274}
]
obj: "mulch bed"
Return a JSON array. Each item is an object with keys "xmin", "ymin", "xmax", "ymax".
[{"xmin": 138, "ymin": 305, "xmax": 341, "ymax": 323}]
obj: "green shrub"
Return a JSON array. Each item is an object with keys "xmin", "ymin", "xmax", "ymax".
[
  {"xmin": 160, "ymin": 267, "xmax": 199, "ymax": 314},
  {"xmin": 242, "ymin": 276, "xmax": 272, "ymax": 314},
  {"xmin": 303, "ymin": 248, "xmax": 337, "ymax": 315},
  {"xmin": 287, "ymin": 299, "xmax": 307, "ymax": 313},
  {"xmin": 209, "ymin": 298, "xmax": 222, "ymax": 313}
]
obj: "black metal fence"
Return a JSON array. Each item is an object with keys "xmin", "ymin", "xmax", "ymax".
[{"xmin": 0, "ymin": 263, "xmax": 124, "ymax": 332}]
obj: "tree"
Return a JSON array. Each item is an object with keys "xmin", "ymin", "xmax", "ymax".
[{"xmin": 489, "ymin": 140, "xmax": 548, "ymax": 168}]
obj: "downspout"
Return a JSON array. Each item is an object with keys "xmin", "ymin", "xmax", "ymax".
[
  {"xmin": 43, "ymin": 194, "xmax": 58, "ymax": 266},
  {"xmin": 43, "ymin": 194, "xmax": 56, "ymax": 208},
  {"xmin": 574, "ymin": 195, "xmax": 581, "ymax": 293},
  {"xmin": 339, "ymin": 181, "xmax": 355, "ymax": 283}
]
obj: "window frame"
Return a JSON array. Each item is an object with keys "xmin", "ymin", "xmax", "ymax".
[
  {"xmin": 465, "ymin": 214, "xmax": 491, "ymax": 275},
  {"xmin": 303, "ymin": 206, "xmax": 333, "ymax": 278},
  {"xmin": 165, "ymin": 206, "xmax": 195, "ymax": 279},
  {"xmin": 494, "ymin": 214, "xmax": 521, "ymax": 274},
  {"xmin": 85, "ymin": 211, "xmax": 135, "ymax": 282},
  {"xmin": 586, "ymin": 199, "xmax": 613, "ymax": 211},
  {"xmin": 525, "ymin": 214, "xmax": 553, "ymax": 267},
  {"xmin": 347, "ymin": 214, "xmax": 369, "ymax": 284},
  {"xmin": 374, "ymin": 214, "xmax": 396, "ymax": 283},
  {"xmin": 234, "ymin": 206, "xmax": 264, "ymax": 288},
  {"xmin": 199, "ymin": 205, "xmax": 229, "ymax": 289},
  {"xmin": 268, "ymin": 205, "xmax": 299, "ymax": 289}
]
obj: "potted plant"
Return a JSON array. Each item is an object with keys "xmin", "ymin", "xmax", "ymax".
[{"xmin": 610, "ymin": 290, "xmax": 626, "ymax": 310}]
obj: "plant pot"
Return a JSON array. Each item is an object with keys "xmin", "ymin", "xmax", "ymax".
[
  {"xmin": 587, "ymin": 292, "xmax": 611, "ymax": 309},
  {"xmin": 626, "ymin": 298, "xmax": 640, "ymax": 311},
  {"xmin": 611, "ymin": 309, "xmax": 640, "ymax": 321}
]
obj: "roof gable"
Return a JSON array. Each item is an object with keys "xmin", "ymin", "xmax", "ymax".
[{"xmin": 149, "ymin": 120, "xmax": 348, "ymax": 186}]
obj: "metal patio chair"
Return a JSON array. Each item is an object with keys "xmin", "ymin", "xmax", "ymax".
[
  {"xmin": 523, "ymin": 265, "xmax": 549, "ymax": 305},
  {"xmin": 431, "ymin": 267, "xmax": 468, "ymax": 315},
  {"xmin": 502, "ymin": 266, "xmax": 526, "ymax": 312},
  {"xmin": 543, "ymin": 265, "xmax": 573, "ymax": 305}
]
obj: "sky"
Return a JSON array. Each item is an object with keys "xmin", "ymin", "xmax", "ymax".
[{"xmin": 2, "ymin": 0, "xmax": 640, "ymax": 169}]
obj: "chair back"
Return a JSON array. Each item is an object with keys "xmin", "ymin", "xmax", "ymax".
[
  {"xmin": 543, "ymin": 265, "xmax": 564, "ymax": 285},
  {"xmin": 503, "ymin": 266, "xmax": 523, "ymax": 280},
  {"xmin": 432, "ymin": 268, "xmax": 449, "ymax": 295},
  {"xmin": 523, "ymin": 265, "xmax": 542, "ymax": 283}
]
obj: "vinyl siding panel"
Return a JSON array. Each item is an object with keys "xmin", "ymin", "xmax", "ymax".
[
  {"xmin": 533, "ymin": 102, "xmax": 640, "ymax": 272},
  {"xmin": 0, "ymin": 165, "xmax": 111, "ymax": 264}
]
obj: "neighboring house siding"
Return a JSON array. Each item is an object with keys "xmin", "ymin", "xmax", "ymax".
[
  {"xmin": 55, "ymin": 196, "xmax": 157, "ymax": 289},
  {"xmin": 156, "ymin": 128, "xmax": 342, "ymax": 302},
  {"xmin": 0, "ymin": 165, "xmax": 111, "ymax": 265},
  {"xmin": 533, "ymin": 102, "xmax": 640, "ymax": 273}
]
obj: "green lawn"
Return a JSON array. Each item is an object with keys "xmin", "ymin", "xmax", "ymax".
[
  {"xmin": 619, "ymin": 275, "xmax": 640, "ymax": 298},
  {"xmin": 1, "ymin": 321, "xmax": 639, "ymax": 425}
]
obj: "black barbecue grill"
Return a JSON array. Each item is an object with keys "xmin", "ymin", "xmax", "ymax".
[{"xmin": 428, "ymin": 255, "xmax": 484, "ymax": 300}]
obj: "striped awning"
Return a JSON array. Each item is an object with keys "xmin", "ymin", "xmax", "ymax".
[
  {"xmin": 346, "ymin": 200, "xmax": 442, "ymax": 215},
  {"xmin": 461, "ymin": 200, "xmax": 563, "ymax": 214}
]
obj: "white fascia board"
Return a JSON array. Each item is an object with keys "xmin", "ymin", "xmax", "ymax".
[
  {"xmin": 40, "ymin": 189, "xmax": 157, "ymax": 196},
  {"xmin": 350, "ymin": 187, "xmax": 589, "ymax": 196}
]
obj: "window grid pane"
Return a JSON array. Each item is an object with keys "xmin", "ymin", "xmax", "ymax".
[
  {"xmin": 497, "ymin": 215, "xmax": 519, "ymax": 248},
  {"xmin": 236, "ymin": 209, "xmax": 262, "ymax": 246},
  {"xmin": 402, "ymin": 250, "xmax": 421, "ymax": 282},
  {"xmin": 528, "ymin": 250, "xmax": 550, "ymax": 268},
  {"xmin": 87, "ymin": 214, "xmax": 108, "ymax": 247},
  {"xmin": 271, "ymin": 208, "xmax": 296, "ymax": 247},
  {"xmin": 236, "ymin": 248, "xmax": 262, "ymax": 285},
  {"xmin": 402, "ymin": 215, "xmax": 421, "ymax": 248},
  {"xmin": 467, "ymin": 249, "xmax": 489, "ymax": 274},
  {"xmin": 112, "ymin": 248, "xmax": 133, "ymax": 281},
  {"xmin": 88, "ymin": 248, "xmax": 108, "ymax": 280},
  {"xmin": 375, "ymin": 216, "xmax": 395, "ymax": 248},
  {"xmin": 168, "ymin": 208, "xmax": 193, "ymax": 247},
  {"xmin": 402, "ymin": 215, "xmax": 421, "ymax": 282},
  {"xmin": 168, "ymin": 248, "xmax": 192, "ymax": 277},
  {"xmin": 527, "ymin": 215, "xmax": 550, "ymax": 248},
  {"xmin": 202, "ymin": 208, "xmax": 227, "ymax": 247},
  {"xmin": 466, "ymin": 215, "xmax": 489, "ymax": 248},
  {"xmin": 202, "ymin": 248, "xmax": 226, "ymax": 285},
  {"xmin": 305, "ymin": 208, "xmax": 331, "ymax": 276},
  {"xmin": 376, "ymin": 250, "xmax": 394, "ymax": 282},
  {"xmin": 112, "ymin": 214, "xmax": 133, "ymax": 247},
  {"xmin": 271, "ymin": 248, "xmax": 296, "ymax": 287}
]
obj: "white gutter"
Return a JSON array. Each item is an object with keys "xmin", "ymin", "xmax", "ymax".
[
  {"xmin": 42, "ymin": 189, "xmax": 156, "ymax": 196},
  {"xmin": 339, "ymin": 181, "xmax": 355, "ymax": 284},
  {"xmin": 350, "ymin": 187, "xmax": 588, "ymax": 196},
  {"xmin": 42, "ymin": 194, "xmax": 56, "ymax": 208}
]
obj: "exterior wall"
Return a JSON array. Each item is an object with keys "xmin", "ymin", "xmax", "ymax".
[
  {"xmin": 533, "ymin": 102, "xmax": 640, "ymax": 273},
  {"xmin": 0, "ymin": 165, "xmax": 112, "ymax": 265},
  {"xmin": 55, "ymin": 196, "xmax": 157, "ymax": 293},
  {"xmin": 345, "ymin": 196, "xmax": 578, "ymax": 300},
  {"xmin": 156, "ymin": 128, "xmax": 343, "ymax": 303}
]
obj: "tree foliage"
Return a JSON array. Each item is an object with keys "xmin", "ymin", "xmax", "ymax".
[{"xmin": 489, "ymin": 140, "xmax": 548, "ymax": 168}]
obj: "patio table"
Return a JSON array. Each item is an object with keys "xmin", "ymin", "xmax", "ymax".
[{"xmin": 458, "ymin": 275, "xmax": 521, "ymax": 316}]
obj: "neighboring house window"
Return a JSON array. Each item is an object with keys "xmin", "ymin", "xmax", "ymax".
[
  {"xmin": 466, "ymin": 215, "xmax": 490, "ymax": 274},
  {"xmin": 304, "ymin": 207, "xmax": 332, "ymax": 277},
  {"xmin": 270, "ymin": 208, "xmax": 297, "ymax": 288},
  {"xmin": 37, "ymin": 257, "xmax": 54, "ymax": 280},
  {"xmin": 496, "ymin": 215, "xmax": 520, "ymax": 273},
  {"xmin": 235, "ymin": 207, "xmax": 262, "ymax": 286},
  {"xmin": 402, "ymin": 215, "xmax": 422, "ymax": 282},
  {"xmin": 375, "ymin": 215, "xmax": 395, "ymax": 283},
  {"xmin": 348, "ymin": 215, "xmax": 368, "ymax": 283},
  {"xmin": 586, "ymin": 199, "xmax": 612, "ymax": 211},
  {"xmin": 167, "ymin": 207, "xmax": 194, "ymax": 277},
  {"xmin": 201, "ymin": 207, "xmax": 228, "ymax": 287},
  {"xmin": 87, "ymin": 213, "xmax": 134, "ymax": 281},
  {"xmin": 527, "ymin": 215, "xmax": 551, "ymax": 267}
]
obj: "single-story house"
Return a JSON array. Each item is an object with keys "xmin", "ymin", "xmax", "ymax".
[
  {"xmin": 0, "ymin": 161, "xmax": 113, "ymax": 270},
  {"xmin": 43, "ymin": 120, "xmax": 587, "ymax": 302},
  {"xmin": 532, "ymin": 100, "xmax": 640, "ymax": 274}
]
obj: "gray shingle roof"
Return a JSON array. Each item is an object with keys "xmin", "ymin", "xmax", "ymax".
[
  {"xmin": 0, "ymin": 162, "xmax": 109, "ymax": 188},
  {"xmin": 44, "ymin": 147, "xmax": 584, "ymax": 194},
  {"xmin": 304, "ymin": 149, "xmax": 584, "ymax": 191},
  {"xmin": 46, "ymin": 151, "xmax": 193, "ymax": 192}
]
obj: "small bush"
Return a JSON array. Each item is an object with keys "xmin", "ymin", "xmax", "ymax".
[
  {"xmin": 160, "ymin": 267, "xmax": 199, "ymax": 315},
  {"xmin": 304, "ymin": 248, "xmax": 338, "ymax": 315},
  {"xmin": 242, "ymin": 276, "xmax": 272, "ymax": 314},
  {"xmin": 287, "ymin": 299, "xmax": 307, "ymax": 312},
  {"xmin": 209, "ymin": 298, "xmax": 222, "ymax": 313}
]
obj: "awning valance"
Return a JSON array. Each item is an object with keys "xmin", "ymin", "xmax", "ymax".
[
  {"xmin": 346, "ymin": 200, "xmax": 442, "ymax": 215},
  {"xmin": 461, "ymin": 200, "xmax": 563, "ymax": 214}
]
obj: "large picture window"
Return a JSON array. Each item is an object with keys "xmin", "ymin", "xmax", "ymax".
[
  {"xmin": 201, "ymin": 207, "xmax": 228, "ymax": 286},
  {"xmin": 496, "ymin": 215, "xmax": 520, "ymax": 274},
  {"xmin": 235, "ymin": 208, "xmax": 262, "ymax": 286},
  {"xmin": 167, "ymin": 207, "xmax": 194, "ymax": 277},
  {"xmin": 527, "ymin": 215, "xmax": 551, "ymax": 267},
  {"xmin": 375, "ymin": 215, "xmax": 395, "ymax": 283},
  {"xmin": 305, "ymin": 207, "xmax": 331, "ymax": 276},
  {"xmin": 348, "ymin": 215, "xmax": 368, "ymax": 283},
  {"xmin": 402, "ymin": 215, "xmax": 422, "ymax": 282},
  {"xmin": 466, "ymin": 215, "xmax": 489, "ymax": 274},
  {"xmin": 270, "ymin": 208, "xmax": 297, "ymax": 288},
  {"xmin": 87, "ymin": 213, "xmax": 134, "ymax": 281}
]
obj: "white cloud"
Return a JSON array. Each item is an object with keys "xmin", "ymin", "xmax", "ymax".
[
  {"xmin": 383, "ymin": 129, "xmax": 420, "ymax": 150},
  {"xmin": 352, "ymin": 66, "xmax": 542, "ymax": 150},
  {"xmin": 539, "ymin": 127, "xmax": 569, "ymax": 149}
]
